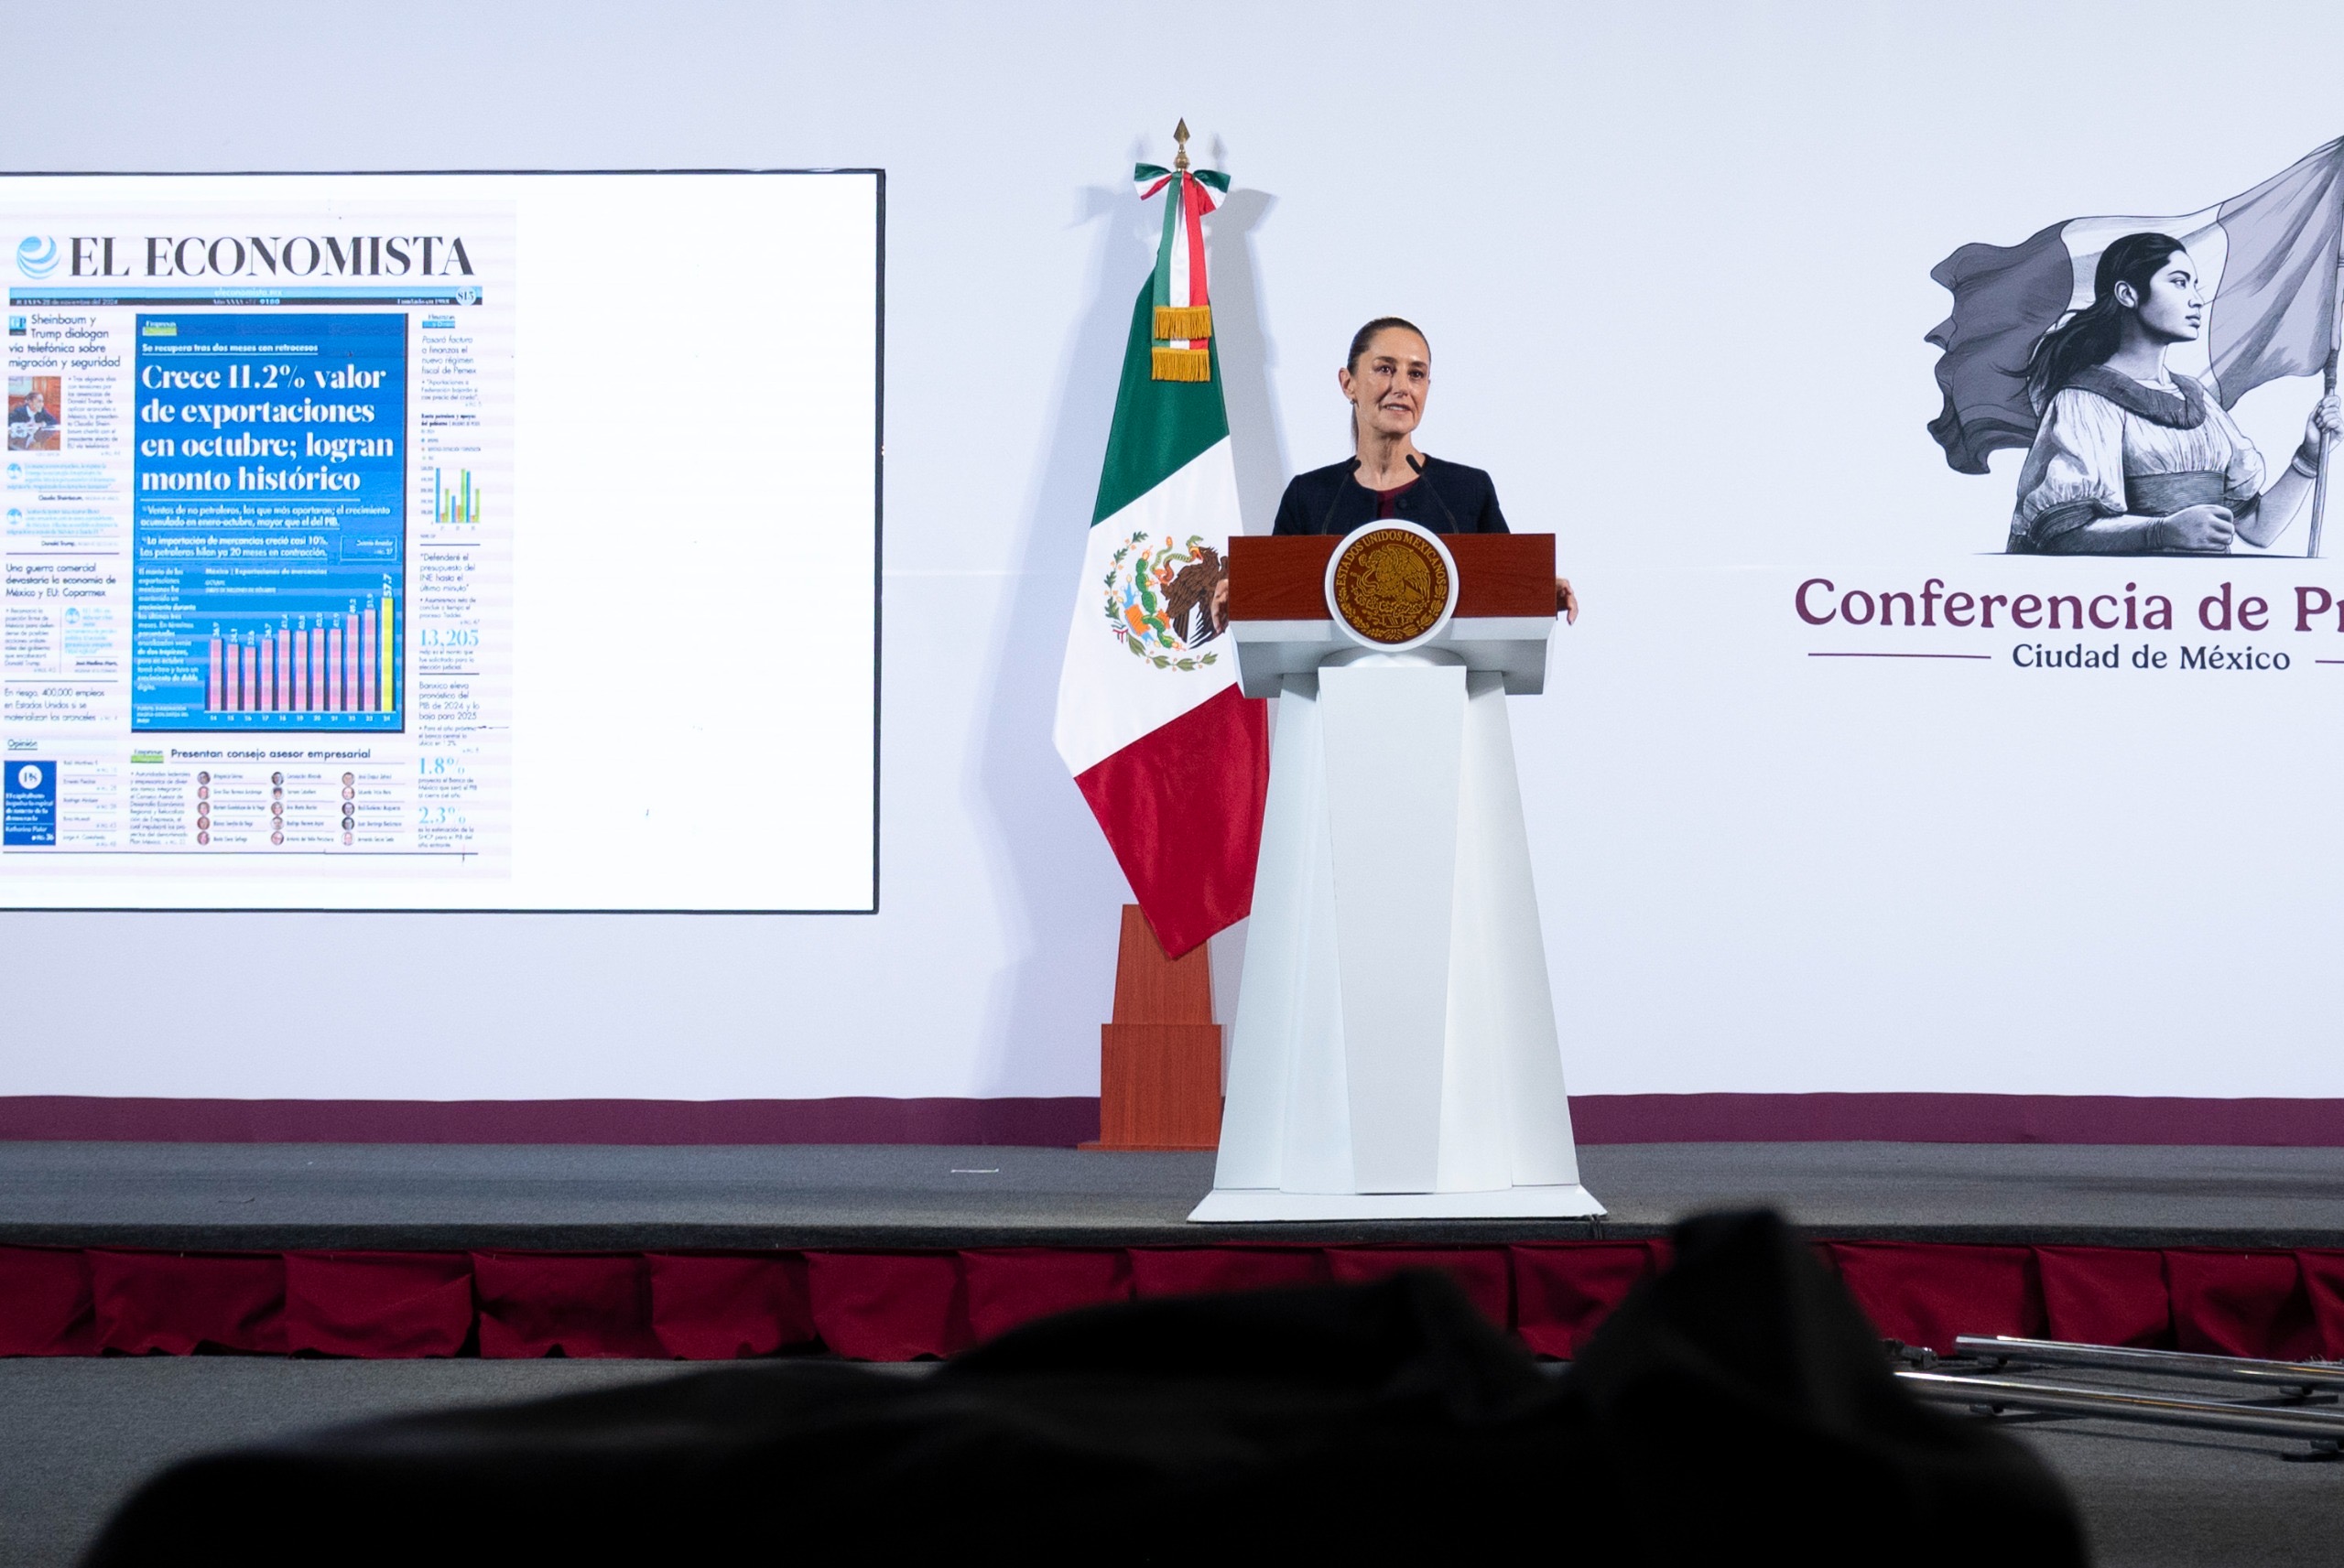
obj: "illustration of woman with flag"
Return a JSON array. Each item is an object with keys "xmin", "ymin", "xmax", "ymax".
[{"xmin": 2008, "ymin": 232, "xmax": 2342, "ymax": 554}]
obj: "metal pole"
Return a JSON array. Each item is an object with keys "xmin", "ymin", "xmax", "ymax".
[
  {"xmin": 2307, "ymin": 254, "xmax": 2343, "ymax": 558},
  {"xmin": 2309, "ymin": 353, "xmax": 2338, "ymax": 558},
  {"xmin": 1900, "ymin": 1369, "xmax": 2344, "ymax": 1445},
  {"xmin": 1954, "ymin": 1336, "xmax": 2344, "ymax": 1395}
]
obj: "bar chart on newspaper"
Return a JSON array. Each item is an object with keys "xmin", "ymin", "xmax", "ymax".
[{"xmin": 131, "ymin": 311, "xmax": 409, "ymax": 734}]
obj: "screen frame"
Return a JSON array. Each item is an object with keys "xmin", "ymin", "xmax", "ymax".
[{"xmin": 0, "ymin": 167, "xmax": 886, "ymax": 917}]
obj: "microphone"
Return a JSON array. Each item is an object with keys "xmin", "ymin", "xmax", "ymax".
[
  {"xmin": 1405, "ymin": 453, "xmax": 1465, "ymax": 532},
  {"xmin": 1317, "ymin": 457, "xmax": 1360, "ymax": 534}
]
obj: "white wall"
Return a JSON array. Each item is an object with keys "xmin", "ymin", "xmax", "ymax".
[{"xmin": 5, "ymin": 0, "xmax": 2344, "ymax": 1102}]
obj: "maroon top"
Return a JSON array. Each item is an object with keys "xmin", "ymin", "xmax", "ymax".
[{"xmin": 1373, "ymin": 479, "xmax": 1419, "ymax": 519}]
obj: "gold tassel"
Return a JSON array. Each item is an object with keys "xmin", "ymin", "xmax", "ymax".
[
  {"xmin": 1154, "ymin": 305, "xmax": 1213, "ymax": 341},
  {"xmin": 1150, "ymin": 347, "xmax": 1211, "ymax": 382}
]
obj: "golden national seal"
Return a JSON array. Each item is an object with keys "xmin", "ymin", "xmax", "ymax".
[{"xmin": 1329, "ymin": 527, "xmax": 1451, "ymax": 644}]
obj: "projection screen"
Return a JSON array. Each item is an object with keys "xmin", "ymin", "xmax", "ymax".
[{"xmin": 1, "ymin": 171, "xmax": 882, "ymax": 913}]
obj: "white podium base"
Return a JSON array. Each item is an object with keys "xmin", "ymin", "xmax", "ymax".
[
  {"xmin": 1188, "ymin": 1184, "xmax": 1608, "ymax": 1224},
  {"xmin": 1207, "ymin": 652, "xmax": 1598, "ymax": 1219}
]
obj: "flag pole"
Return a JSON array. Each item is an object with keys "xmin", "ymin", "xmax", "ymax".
[{"xmin": 2307, "ymin": 251, "xmax": 2343, "ymax": 558}]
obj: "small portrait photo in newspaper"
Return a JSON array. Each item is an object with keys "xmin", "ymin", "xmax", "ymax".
[{"xmin": 6, "ymin": 375, "xmax": 62, "ymax": 451}]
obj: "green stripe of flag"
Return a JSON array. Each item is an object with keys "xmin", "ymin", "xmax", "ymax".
[{"xmin": 1091, "ymin": 279, "xmax": 1228, "ymax": 525}]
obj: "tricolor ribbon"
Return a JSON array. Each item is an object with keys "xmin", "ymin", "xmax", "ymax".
[{"xmin": 1134, "ymin": 156, "xmax": 1229, "ymax": 382}]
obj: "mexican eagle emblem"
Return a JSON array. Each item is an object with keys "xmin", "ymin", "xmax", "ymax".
[{"xmin": 1102, "ymin": 531, "xmax": 1230, "ymax": 670}]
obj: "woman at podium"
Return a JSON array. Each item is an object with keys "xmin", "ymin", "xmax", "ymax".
[{"xmin": 1272, "ymin": 317, "xmax": 1577, "ymax": 620}]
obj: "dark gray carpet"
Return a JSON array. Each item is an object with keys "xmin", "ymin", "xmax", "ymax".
[
  {"xmin": 1998, "ymin": 1361, "xmax": 2344, "ymax": 1565},
  {"xmin": 1, "ymin": 1357, "xmax": 2336, "ymax": 1568},
  {"xmin": 2, "ymin": 1141, "xmax": 2342, "ymax": 1249},
  {"xmin": 2016, "ymin": 1420, "xmax": 2344, "ymax": 1565},
  {"xmin": 0, "ymin": 1360, "xmax": 678, "ymax": 1566}
]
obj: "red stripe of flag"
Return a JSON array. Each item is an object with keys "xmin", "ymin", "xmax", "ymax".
[
  {"xmin": 1181, "ymin": 174, "xmax": 1210, "ymax": 315},
  {"xmin": 1073, "ymin": 685, "xmax": 1268, "ymax": 957}
]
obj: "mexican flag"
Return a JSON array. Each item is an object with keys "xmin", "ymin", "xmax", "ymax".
[{"xmin": 1052, "ymin": 152, "xmax": 1269, "ymax": 958}]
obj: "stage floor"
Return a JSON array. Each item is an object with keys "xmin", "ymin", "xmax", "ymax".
[{"xmin": 5, "ymin": 1140, "xmax": 2344, "ymax": 1250}]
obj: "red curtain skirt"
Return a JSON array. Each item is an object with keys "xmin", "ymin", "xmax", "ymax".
[{"xmin": 4, "ymin": 1239, "xmax": 2337, "ymax": 1362}]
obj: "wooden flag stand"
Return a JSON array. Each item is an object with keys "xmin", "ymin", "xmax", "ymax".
[{"xmin": 1080, "ymin": 904, "xmax": 1222, "ymax": 1151}]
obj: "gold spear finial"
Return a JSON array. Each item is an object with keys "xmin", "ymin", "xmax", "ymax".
[{"xmin": 1173, "ymin": 118, "xmax": 1191, "ymax": 173}]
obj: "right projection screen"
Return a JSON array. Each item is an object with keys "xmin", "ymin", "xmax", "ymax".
[{"xmin": 0, "ymin": 171, "xmax": 882, "ymax": 913}]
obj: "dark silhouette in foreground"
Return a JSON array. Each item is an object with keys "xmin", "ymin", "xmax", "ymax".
[{"xmin": 84, "ymin": 1210, "xmax": 2084, "ymax": 1564}]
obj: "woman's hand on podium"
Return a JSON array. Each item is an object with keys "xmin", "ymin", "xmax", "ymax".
[{"xmin": 1557, "ymin": 577, "xmax": 1579, "ymax": 624}]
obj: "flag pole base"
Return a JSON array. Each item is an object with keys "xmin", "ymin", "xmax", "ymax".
[{"xmin": 1083, "ymin": 905, "xmax": 1223, "ymax": 1152}]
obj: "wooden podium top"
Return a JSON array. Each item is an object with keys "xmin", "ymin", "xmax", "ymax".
[
  {"xmin": 1229, "ymin": 533, "xmax": 1555, "ymax": 622},
  {"xmin": 1223, "ymin": 532, "xmax": 1557, "ymax": 697}
]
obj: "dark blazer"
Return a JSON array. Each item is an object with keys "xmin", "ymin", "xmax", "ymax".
[{"xmin": 1270, "ymin": 456, "xmax": 1509, "ymax": 535}]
